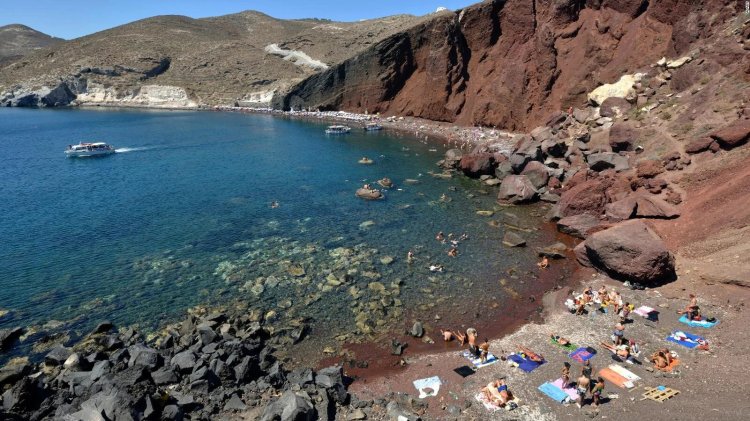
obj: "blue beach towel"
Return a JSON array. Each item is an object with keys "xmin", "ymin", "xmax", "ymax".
[
  {"xmin": 538, "ymin": 382, "xmax": 569, "ymax": 403},
  {"xmin": 461, "ymin": 351, "xmax": 499, "ymax": 369},
  {"xmin": 667, "ymin": 331, "xmax": 707, "ymax": 349},
  {"xmin": 507, "ymin": 354, "xmax": 544, "ymax": 372},
  {"xmin": 569, "ymin": 347, "xmax": 596, "ymax": 363},
  {"xmin": 679, "ymin": 314, "xmax": 718, "ymax": 328}
]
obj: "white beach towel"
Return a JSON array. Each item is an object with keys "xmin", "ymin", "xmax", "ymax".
[{"xmin": 413, "ymin": 376, "xmax": 442, "ymax": 398}]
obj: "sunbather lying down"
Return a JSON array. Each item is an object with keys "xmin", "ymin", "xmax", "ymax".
[
  {"xmin": 600, "ymin": 342, "xmax": 630, "ymax": 359},
  {"xmin": 517, "ymin": 345, "xmax": 544, "ymax": 362},
  {"xmin": 482, "ymin": 379, "xmax": 513, "ymax": 406},
  {"xmin": 551, "ymin": 334, "xmax": 570, "ymax": 346}
]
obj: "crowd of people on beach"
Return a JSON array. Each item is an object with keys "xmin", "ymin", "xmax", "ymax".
[{"xmin": 437, "ymin": 289, "xmax": 707, "ymax": 412}]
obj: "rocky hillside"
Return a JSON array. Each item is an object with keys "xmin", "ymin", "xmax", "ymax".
[
  {"xmin": 0, "ymin": 24, "xmax": 62, "ymax": 65},
  {"xmin": 0, "ymin": 12, "xmax": 424, "ymax": 107},
  {"xmin": 277, "ymin": 0, "xmax": 748, "ymax": 131}
]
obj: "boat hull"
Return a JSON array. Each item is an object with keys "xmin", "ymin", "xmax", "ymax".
[{"xmin": 65, "ymin": 149, "xmax": 116, "ymax": 158}]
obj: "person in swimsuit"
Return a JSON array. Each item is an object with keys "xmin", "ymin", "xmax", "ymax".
[
  {"xmin": 482, "ymin": 379, "xmax": 512, "ymax": 406},
  {"xmin": 551, "ymin": 334, "xmax": 570, "ymax": 346},
  {"xmin": 436, "ymin": 231, "xmax": 445, "ymax": 242},
  {"xmin": 612, "ymin": 323, "xmax": 625, "ymax": 346},
  {"xmin": 562, "ymin": 362, "xmax": 571, "ymax": 388},
  {"xmin": 537, "ymin": 256, "xmax": 549, "ymax": 268},
  {"xmin": 581, "ymin": 360, "xmax": 592, "ymax": 379},
  {"xmin": 576, "ymin": 375, "xmax": 590, "ymax": 408},
  {"xmin": 467, "ymin": 328, "xmax": 479, "ymax": 356},
  {"xmin": 591, "ymin": 377, "xmax": 605, "ymax": 407},
  {"xmin": 679, "ymin": 293, "xmax": 698, "ymax": 315},
  {"xmin": 407, "ymin": 250, "xmax": 415, "ymax": 264},
  {"xmin": 479, "ymin": 338, "xmax": 491, "ymax": 363},
  {"xmin": 517, "ymin": 345, "xmax": 544, "ymax": 362}
]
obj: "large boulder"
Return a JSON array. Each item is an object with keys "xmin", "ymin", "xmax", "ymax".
[
  {"xmin": 710, "ymin": 119, "xmax": 750, "ymax": 149},
  {"xmin": 497, "ymin": 176, "xmax": 538, "ymax": 204},
  {"xmin": 459, "ymin": 153, "xmax": 496, "ymax": 178},
  {"xmin": 588, "ymin": 74, "xmax": 640, "ymax": 105},
  {"xmin": 608, "ymin": 122, "xmax": 637, "ymax": 152},
  {"xmin": 633, "ymin": 194, "xmax": 681, "ymax": 219},
  {"xmin": 685, "ymin": 137, "xmax": 717, "ymax": 154},
  {"xmin": 587, "ymin": 152, "xmax": 630, "ymax": 172},
  {"xmin": 442, "ymin": 149, "xmax": 463, "ymax": 168},
  {"xmin": 600, "ymin": 97, "xmax": 632, "ymax": 119},
  {"xmin": 0, "ymin": 327, "xmax": 24, "ymax": 351},
  {"xmin": 558, "ymin": 173, "xmax": 631, "ymax": 217},
  {"xmin": 583, "ymin": 220, "xmax": 676, "ymax": 284},
  {"xmin": 260, "ymin": 390, "xmax": 316, "ymax": 421},
  {"xmin": 557, "ymin": 214, "xmax": 605, "ymax": 239},
  {"xmin": 520, "ymin": 161, "xmax": 550, "ymax": 189}
]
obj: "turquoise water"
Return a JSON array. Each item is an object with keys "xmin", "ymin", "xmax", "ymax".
[{"xmin": 0, "ymin": 108, "xmax": 553, "ymax": 360}]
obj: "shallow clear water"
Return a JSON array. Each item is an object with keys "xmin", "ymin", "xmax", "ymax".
[{"xmin": 0, "ymin": 108, "xmax": 552, "ymax": 359}]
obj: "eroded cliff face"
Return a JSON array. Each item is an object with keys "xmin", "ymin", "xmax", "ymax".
[{"xmin": 276, "ymin": 0, "xmax": 736, "ymax": 131}]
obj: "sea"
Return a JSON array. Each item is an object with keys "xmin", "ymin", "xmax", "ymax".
[{"xmin": 0, "ymin": 107, "xmax": 561, "ymax": 363}]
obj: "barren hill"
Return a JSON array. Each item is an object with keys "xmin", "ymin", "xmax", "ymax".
[
  {"xmin": 0, "ymin": 11, "xmax": 424, "ymax": 107},
  {"xmin": 0, "ymin": 24, "xmax": 62, "ymax": 64}
]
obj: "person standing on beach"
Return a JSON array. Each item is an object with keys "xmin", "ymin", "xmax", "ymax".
[
  {"xmin": 591, "ymin": 377, "xmax": 605, "ymax": 407},
  {"xmin": 576, "ymin": 374, "xmax": 590, "ymax": 408},
  {"xmin": 562, "ymin": 362, "xmax": 571, "ymax": 388}
]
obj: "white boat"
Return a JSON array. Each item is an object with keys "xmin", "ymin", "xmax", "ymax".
[
  {"xmin": 325, "ymin": 125, "xmax": 351, "ymax": 134},
  {"xmin": 65, "ymin": 142, "xmax": 116, "ymax": 157},
  {"xmin": 364, "ymin": 122, "xmax": 383, "ymax": 131}
]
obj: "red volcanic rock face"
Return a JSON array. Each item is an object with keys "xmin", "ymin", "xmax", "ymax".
[{"xmin": 277, "ymin": 0, "xmax": 711, "ymax": 131}]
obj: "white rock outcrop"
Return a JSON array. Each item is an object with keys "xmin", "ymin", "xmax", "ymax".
[
  {"xmin": 587, "ymin": 74, "xmax": 644, "ymax": 106},
  {"xmin": 264, "ymin": 44, "xmax": 329, "ymax": 70},
  {"xmin": 77, "ymin": 84, "xmax": 197, "ymax": 108}
]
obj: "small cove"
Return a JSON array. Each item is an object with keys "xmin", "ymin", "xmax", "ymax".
[{"xmin": 0, "ymin": 108, "xmax": 564, "ymax": 364}]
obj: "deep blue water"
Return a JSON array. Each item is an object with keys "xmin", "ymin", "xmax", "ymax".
[{"xmin": 0, "ymin": 108, "xmax": 551, "ymax": 359}]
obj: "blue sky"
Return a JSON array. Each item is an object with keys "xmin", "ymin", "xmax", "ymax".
[{"xmin": 2, "ymin": 0, "xmax": 479, "ymax": 40}]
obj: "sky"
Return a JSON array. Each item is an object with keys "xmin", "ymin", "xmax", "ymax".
[{"xmin": 2, "ymin": 0, "xmax": 480, "ymax": 40}]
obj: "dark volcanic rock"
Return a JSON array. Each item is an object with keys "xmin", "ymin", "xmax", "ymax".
[
  {"xmin": 260, "ymin": 390, "xmax": 316, "ymax": 421},
  {"xmin": 520, "ymin": 161, "xmax": 550, "ymax": 189},
  {"xmin": 45, "ymin": 345, "xmax": 72, "ymax": 366},
  {"xmin": 583, "ymin": 220, "xmax": 676, "ymax": 284},
  {"xmin": 587, "ymin": 152, "xmax": 629, "ymax": 172},
  {"xmin": 410, "ymin": 321, "xmax": 424, "ymax": 338},
  {"xmin": 502, "ymin": 231, "xmax": 526, "ymax": 247},
  {"xmin": 0, "ymin": 327, "xmax": 24, "ymax": 351},
  {"xmin": 497, "ymin": 175, "xmax": 538, "ymax": 204}
]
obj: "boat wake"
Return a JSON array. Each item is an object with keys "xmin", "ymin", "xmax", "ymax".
[{"xmin": 114, "ymin": 146, "xmax": 153, "ymax": 153}]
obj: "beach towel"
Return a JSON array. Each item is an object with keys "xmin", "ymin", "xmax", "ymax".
[
  {"xmin": 679, "ymin": 314, "xmax": 719, "ymax": 328},
  {"xmin": 474, "ymin": 392, "xmax": 520, "ymax": 412},
  {"xmin": 538, "ymin": 382, "xmax": 570, "ymax": 403},
  {"xmin": 461, "ymin": 351, "xmax": 499, "ymax": 369},
  {"xmin": 550, "ymin": 337, "xmax": 577, "ymax": 351},
  {"xmin": 608, "ymin": 364, "xmax": 640, "ymax": 381},
  {"xmin": 507, "ymin": 353, "xmax": 544, "ymax": 372},
  {"xmin": 667, "ymin": 331, "xmax": 707, "ymax": 349},
  {"xmin": 413, "ymin": 376, "xmax": 442, "ymax": 398},
  {"xmin": 658, "ymin": 358, "xmax": 681, "ymax": 372},
  {"xmin": 569, "ymin": 347, "xmax": 596, "ymax": 363},
  {"xmin": 453, "ymin": 365, "xmax": 475, "ymax": 378},
  {"xmin": 552, "ymin": 378, "xmax": 580, "ymax": 401},
  {"xmin": 634, "ymin": 306, "xmax": 659, "ymax": 321},
  {"xmin": 599, "ymin": 367, "xmax": 634, "ymax": 389}
]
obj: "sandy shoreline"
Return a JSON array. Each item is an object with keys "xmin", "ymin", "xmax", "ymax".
[{"xmin": 340, "ymin": 268, "xmax": 750, "ymax": 420}]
